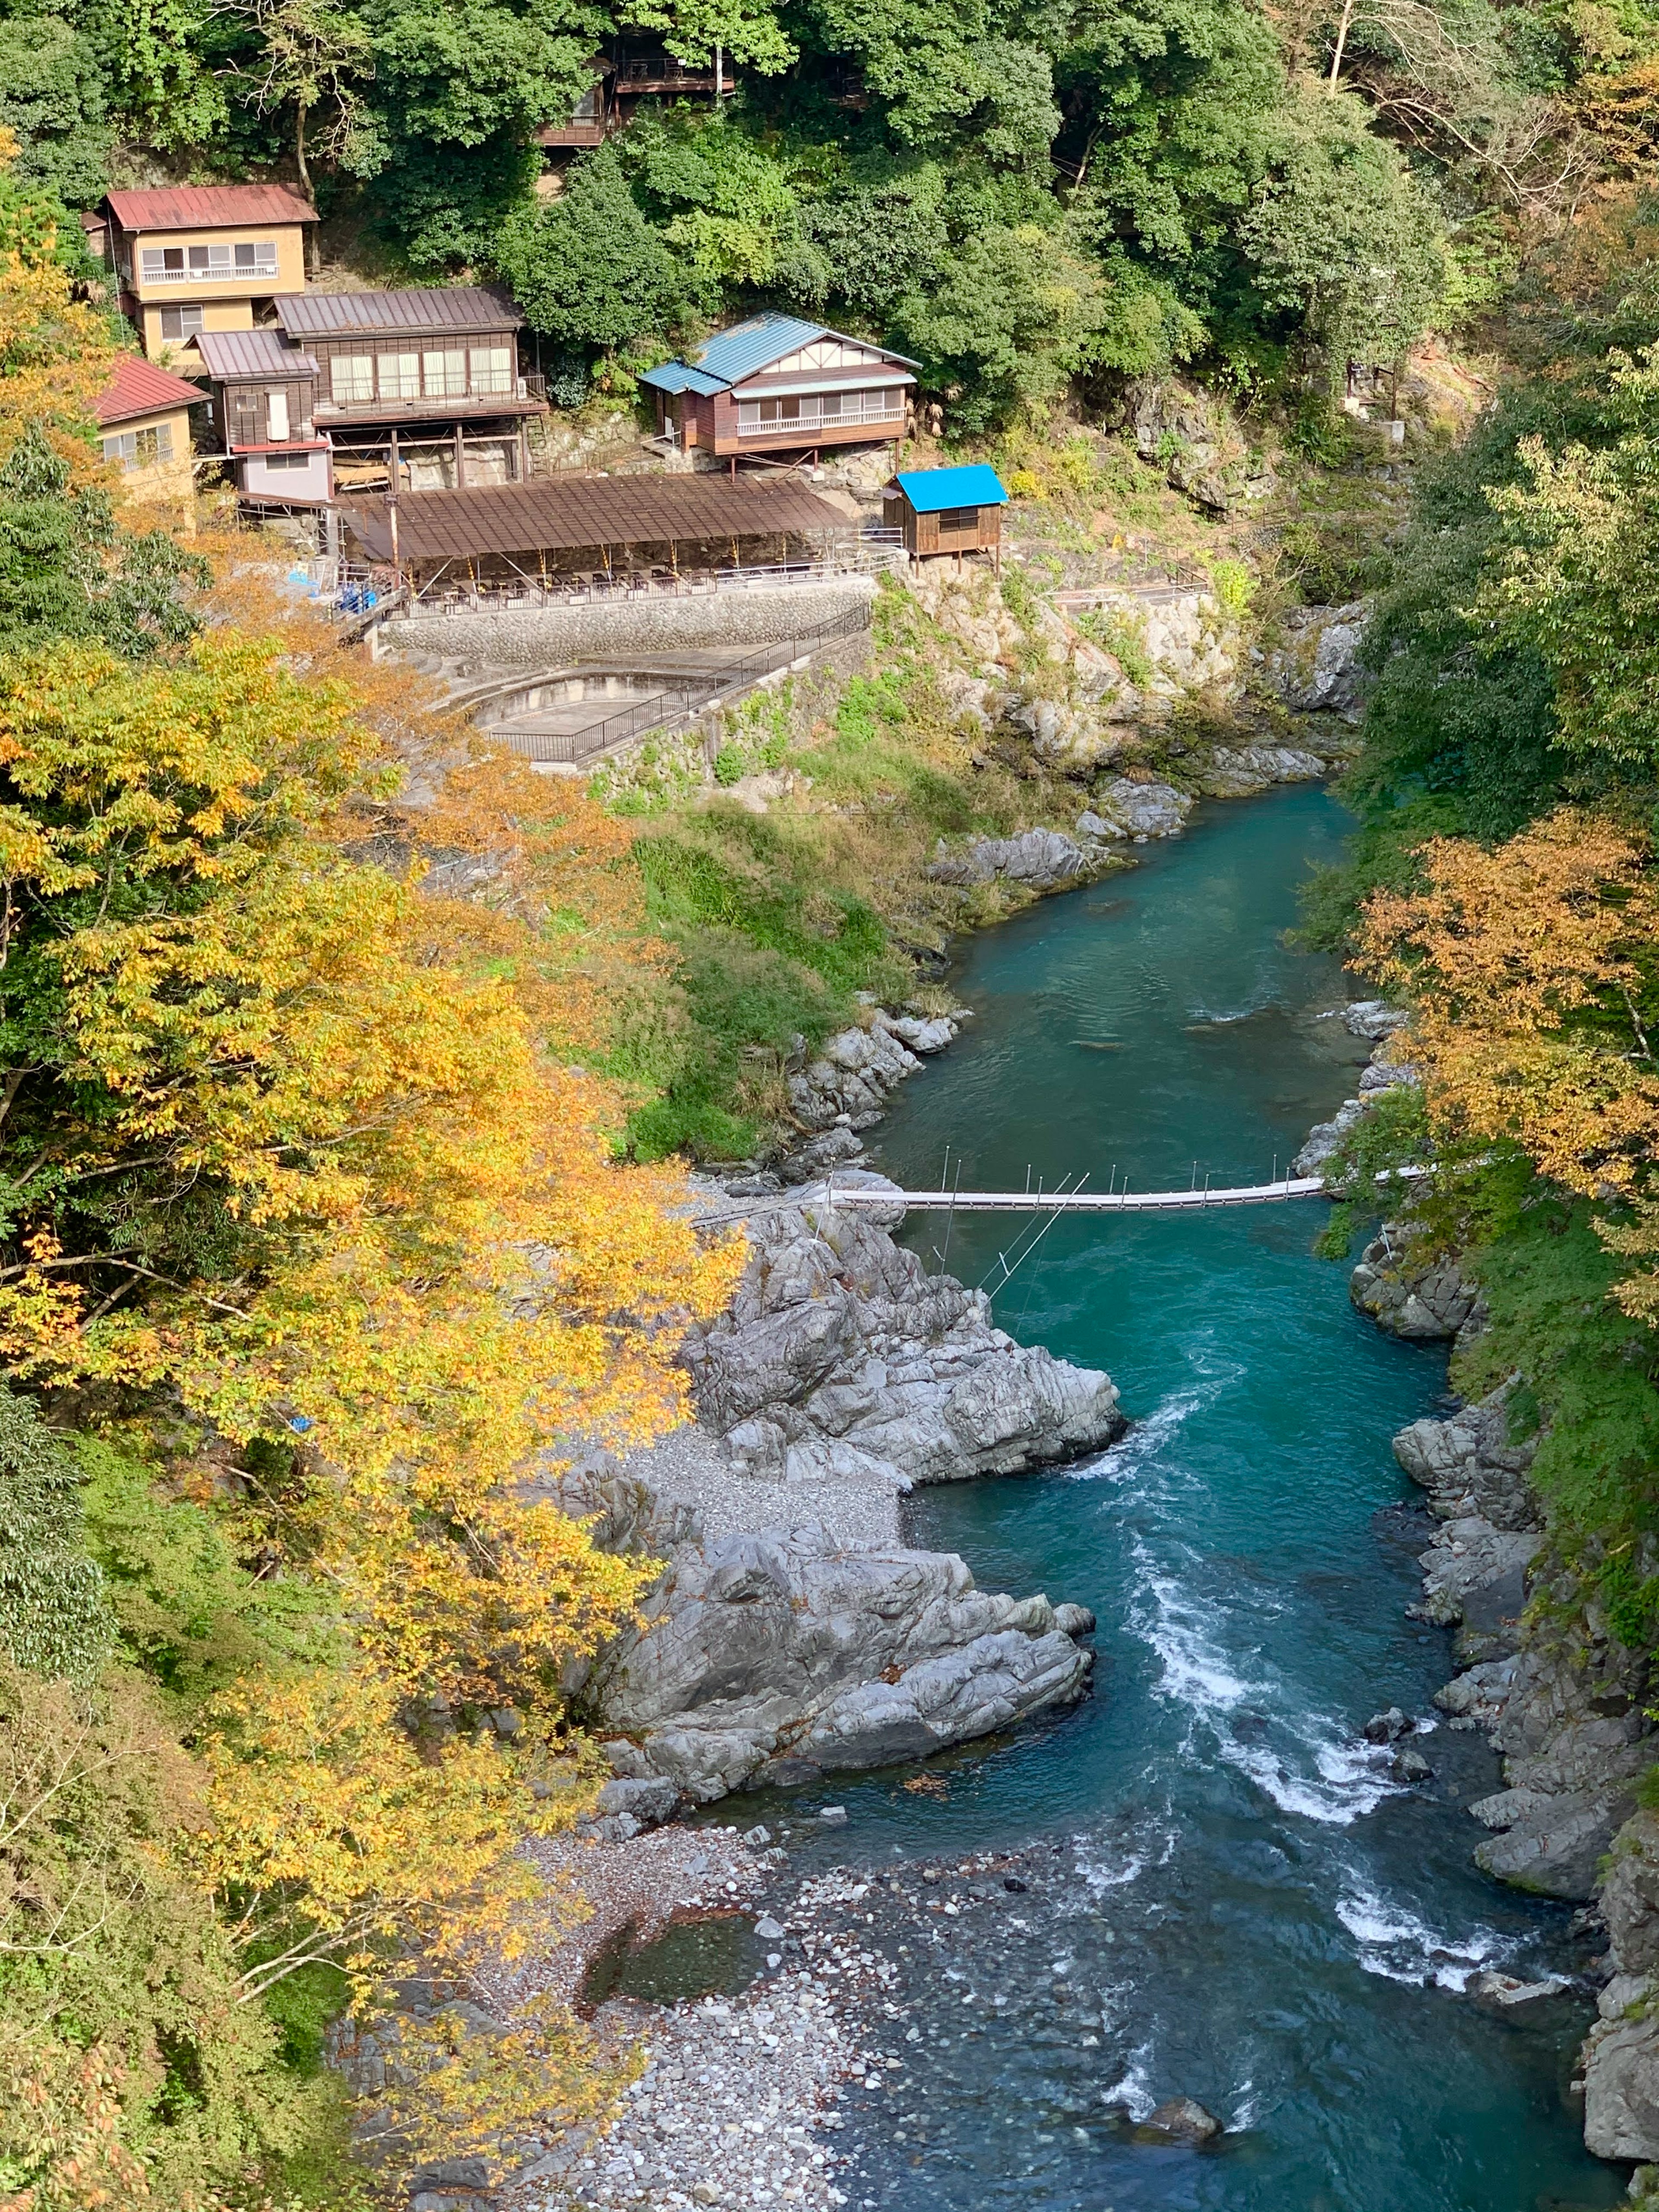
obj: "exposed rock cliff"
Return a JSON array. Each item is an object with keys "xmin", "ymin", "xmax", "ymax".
[{"xmin": 574, "ymin": 1182, "xmax": 1124, "ymax": 1807}]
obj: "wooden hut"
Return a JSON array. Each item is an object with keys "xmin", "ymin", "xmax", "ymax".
[{"xmin": 882, "ymin": 464, "xmax": 1009, "ymax": 565}]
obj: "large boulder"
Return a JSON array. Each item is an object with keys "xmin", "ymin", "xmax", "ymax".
[
  {"xmin": 927, "ymin": 826, "xmax": 1102, "ymax": 891},
  {"xmin": 598, "ymin": 1527, "xmax": 1094, "ymax": 1801},
  {"xmin": 1081, "ymin": 778, "xmax": 1194, "ymax": 842},
  {"xmin": 688, "ymin": 1195, "xmax": 1125, "ymax": 1490}
]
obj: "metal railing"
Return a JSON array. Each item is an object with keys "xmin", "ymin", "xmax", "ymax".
[
  {"xmin": 404, "ymin": 543, "xmax": 901, "ymax": 613},
  {"xmin": 487, "ymin": 601, "xmax": 871, "ymax": 767},
  {"xmin": 139, "ymin": 260, "xmax": 279, "ymax": 284}
]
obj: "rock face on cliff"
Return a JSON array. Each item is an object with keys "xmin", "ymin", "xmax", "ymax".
[
  {"xmin": 1262, "ymin": 602, "xmax": 1369, "ymax": 716},
  {"xmin": 687, "ymin": 1190, "xmax": 1125, "ymax": 1493},
  {"xmin": 1354, "ymin": 1212, "xmax": 1659, "ymax": 2169},
  {"xmin": 597, "ymin": 1528, "xmax": 1094, "ymax": 1801},
  {"xmin": 1349, "ymin": 1224, "xmax": 1484, "ymax": 1341}
]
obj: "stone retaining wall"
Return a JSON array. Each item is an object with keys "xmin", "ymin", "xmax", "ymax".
[{"xmin": 383, "ymin": 579, "xmax": 876, "ymax": 667}]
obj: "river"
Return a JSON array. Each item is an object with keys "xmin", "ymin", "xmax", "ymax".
[{"xmin": 772, "ymin": 785, "xmax": 1621, "ymax": 2212}]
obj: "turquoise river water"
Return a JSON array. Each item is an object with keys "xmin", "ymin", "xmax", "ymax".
[{"xmin": 760, "ymin": 784, "xmax": 1624, "ymax": 2212}]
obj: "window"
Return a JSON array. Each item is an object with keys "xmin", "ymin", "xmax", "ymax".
[
  {"xmin": 423, "ymin": 349, "xmax": 468, "ymax": 398},
  {"xmin": 937, "ymin": 505, "xmax": 979, "ymax": 531},
  {"xmin": 235, "ymin": 241, "xmax": 275, "ymax": 269},
  {"xmin": 188, "ymin": 243, "xmax": 229, "ymax": 271},
  {"xmin": 377, "ymin": 353, "xmax": 420, "ymax": 400},
  {"xmin": 266, "ymin": 390, "xmax": 290, "ymax": 442},
  {"xmin": 102, "ymin": 424, "xmax": 174, "ymax": 471},
  {"xmin": 331, "ymin": 355, "xmax": 374, "ymax": 404},
  {"xmin": 469, "ymin": 345, "xmax": 513, "ymax": 396},
  {"xmin": 141, "ymin": 247, "xmax": 184, "ymax": 276},
  {"xmin": 159, "ymin": 304, "xmax": 203, "ymax": 340},
  {"xmin": 735, "ymin": 386, "xmax": 906, "ymax": 436},
  {"xmin": 260, "ymin": 451, "xmax": 313, "ymax": 472}
]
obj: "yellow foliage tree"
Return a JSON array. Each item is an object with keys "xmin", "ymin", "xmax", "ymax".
[{"xmin": 1359, "ymin": 808, "xmax": 1659, "ymax": 1198}]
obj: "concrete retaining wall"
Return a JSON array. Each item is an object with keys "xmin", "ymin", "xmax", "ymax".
[{"xmin": 382, "ymin": 579, "xmax": 876, "ymax": 668}]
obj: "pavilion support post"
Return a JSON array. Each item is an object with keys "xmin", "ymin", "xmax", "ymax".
[
  {"xmin": 388, "ymin": 426, "xmax": 400, "ymax": 495},
  {"xmin": 454, "ymin": 423, "xmax": 465, "ymax": 489}
]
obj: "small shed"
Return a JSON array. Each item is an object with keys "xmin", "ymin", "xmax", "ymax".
[{"xmin": 882, "ymin": 464, "xmax": 1009, "ymax": 564}]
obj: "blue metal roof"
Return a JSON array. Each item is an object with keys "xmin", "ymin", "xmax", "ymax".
[
  {"xmin": 687, "ymin": 312, "xmax": 827, "ymax": 387},
  {"xmin": 893, "ymin": 464, "xmax": 1009, "ymax": 513},
  {"xmin": 638, "ymin": 359, "xmax": 725, "ymax": 397}
]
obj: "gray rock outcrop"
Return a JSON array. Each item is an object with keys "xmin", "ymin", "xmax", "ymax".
[
  {"xmin": 1349, "ymin": 1224, "xmax": 1483, "ymax": 1341},
  {"xmin": 1580, "ymin": 1816, "xmax": 1659, "ymax": 2159},
  {"xmin": 1263, "ymin": 602, "xmax": 1369, "ymax": 716},
  {"xmin": 598, "ymin": 1529, "xmax": 1094, "ymax": 1801},
  {"xmin": 1081, "ymin": 778, "xmax": 1194, "ymax": 841},
  {"xmin": 786, "ymin": 1007, "xmax": 958, "ymax": 1139},
  {"xmin": 1197, "ymin": 744, "xmax": 1329, "ymax": 797},
  {"xmin": 688, "ymin": 1191, "xmax": 1125, "ymax": 1493},
  {"xmin": 927, "ymin": 826, "xmax": 1104, "ymax": 890}
]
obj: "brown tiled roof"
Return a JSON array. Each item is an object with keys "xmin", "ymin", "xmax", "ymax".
[
  {"xmin": 94, "ymin": 354, "xmax": 208, "ymax": 426},
  {"xmin": 340, "ymin": 475, "xmax": 849, "ymax": 562},
  {"xmin": 273, "ymin": 288, "xmax": 521, "ymax": 337},
  {"xmin": 104, "ymin": 185, "xmax": 317, "ymax": 232},
  {"xmin": 196, "ymin": 330, "xmax": 320, "ymax": 380}
]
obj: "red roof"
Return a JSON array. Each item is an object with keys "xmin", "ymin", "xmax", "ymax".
[
  {"xmin": 95, "ymin": 354, "xmax": 208, "ymax": 427},
  {"xmin": 103, "ymin": 185, "xmax": 318, "ymax": 233}
]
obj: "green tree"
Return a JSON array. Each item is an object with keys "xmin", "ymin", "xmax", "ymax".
[
  {"xmin": 1237, "ymin": 88, "xmax": 1447, "ymax": 371},
  {"xmin": 494, "ymin": 140, "xmax": 685, "ymax": 353},
  {"xmin": 0, "ymin": 1391, "xmax": 114, "ymax": 1684},
  {"xmin": 0, "ymin": 14, "xmax": 112, "ymax": 207},
  {"xmin": 0, "ymin": 426, "xmax": 208, "ymax": 658}
]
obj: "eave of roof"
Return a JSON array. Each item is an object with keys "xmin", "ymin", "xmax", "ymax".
[
  {"xmin": 638, "ymin": 361, "xmax": 725, "ymax": 397},
  {"xmin": 103, "ymin": 185, "xmax": 318, "ymax": 231},
  {"xmin": 272, "ymin": 288, "xmax": 522, "ymax": 336},
  {"xmin": 94, "ymin": 354, "xmax": 209, "ymax": 426}
]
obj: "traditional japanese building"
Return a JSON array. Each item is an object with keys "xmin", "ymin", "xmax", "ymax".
[
  {"xmin": 195, "ymin": 331, "xmax": 331, "ymax": 509},
  {"xmin": 267, "ymin": 289, "xmax": 546, "ymax": 492},
  {"xmin": 639, "ymin": 315, "xmax": 916, "ymax": 469},
  {"xmin": 89, "ymin": 186, "xmax": 317, "ymax": 367},
  {"xmin": 92, "ymin": 355, "xmax": 205, "ymax": 523},
  {"xmin": 535, "ymin": 40, "xmax": 728, "ymax": 149}
]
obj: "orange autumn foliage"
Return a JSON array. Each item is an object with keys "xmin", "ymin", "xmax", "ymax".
[{"xmin": 1359, "ymin": 809, "xmax": 1659, "ymax": 1198}]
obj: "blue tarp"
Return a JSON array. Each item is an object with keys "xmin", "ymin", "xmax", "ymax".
[{"xmin": 893, "ymin": 464, "xmax": 1009, "ymax": 512}]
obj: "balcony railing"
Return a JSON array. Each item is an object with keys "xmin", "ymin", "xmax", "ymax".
[
  {"xmin": 735, "ymin": 402, "xmax": 905, "ymax": 438},
  {"xmin": 138, "ymin": 260, "xmax": 280, "ymax": 285}
]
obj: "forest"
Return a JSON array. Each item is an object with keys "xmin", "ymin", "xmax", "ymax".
[{"xmin": 2, "ymin": 0, "xmax": 1653, "ymax": 417}]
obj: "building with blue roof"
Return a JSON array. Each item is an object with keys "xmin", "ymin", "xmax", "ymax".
[
  {"xmin": 638, "ymin": 313, "xmax": 918, "ymax": 469},
  {"xmin": 883, "ymin": 462, "xmax": 1010, "ymax": 566}
]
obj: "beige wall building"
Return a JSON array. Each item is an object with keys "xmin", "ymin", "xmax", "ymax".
[
  {"xmin": 93, "ymin": 355, "xmax": 207, "ymax": 530},
  {"xmin": 90, "ymin": 186, "xmax": 316, "ymax": 367}
]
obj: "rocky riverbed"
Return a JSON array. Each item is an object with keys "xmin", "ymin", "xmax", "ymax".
[{"xmin": 1346, "ymin": 1189, "xmax": 1659, "ymax": 2181}]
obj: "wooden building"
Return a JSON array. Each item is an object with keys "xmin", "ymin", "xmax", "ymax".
[
  {"xmin": 640, "ymin": 315, "xmax": 916, "ymax": 467},
  {"xmin": 92, "ymin": 355, "xmax": 205, "ymax": 526},
  {"xmin": 89, "ymin": 186, "xmax": 316, "ymax": 367},
  {"xmin": 536, "ymin": 42, "xmax": 728, "ymax": 148},
  {"xmin": 196, "ymin": 330, "xmax": 331, "ymax": 508},
  {"xmin": 882, "ymin": 464, "xmax": 1009, "ymax": 563},
  {"xmin": 337, "ymin": 472, "xmax": 851, "ymax": 601},
  {"xmin": 269, "ymin": 289, "xmax": 546, "ymax": 492}
]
